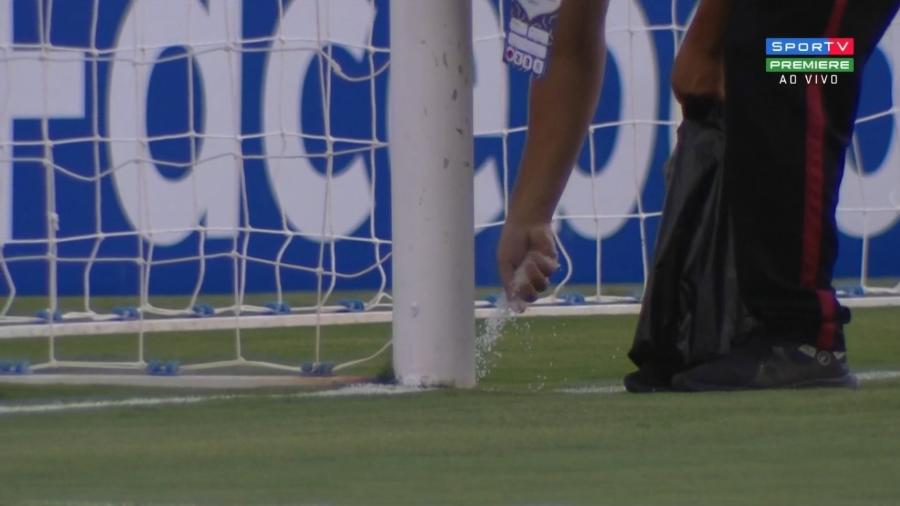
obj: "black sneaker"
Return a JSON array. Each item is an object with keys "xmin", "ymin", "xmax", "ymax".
[
  {"xmin": 624, "ymin": 364, "xmax": 674, "ymax": 393},
  {"xmin": 671, "ymin": 342, "xmax": 858, "ymax": 392}
]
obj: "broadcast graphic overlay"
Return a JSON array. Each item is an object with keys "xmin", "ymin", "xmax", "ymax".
[{"xmin": 767, "ymin": 37, "xmax": 855, "ymax": 85}]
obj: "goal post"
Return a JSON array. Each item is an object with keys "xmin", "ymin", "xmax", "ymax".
[{"xmin": 389, "ymin": 0, "xmax": 476, "ymax": 388}]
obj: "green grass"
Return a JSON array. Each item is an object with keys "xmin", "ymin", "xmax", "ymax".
[{"xmin": 1, "ymin": 308, "xmax": 899, "ymax": 505}]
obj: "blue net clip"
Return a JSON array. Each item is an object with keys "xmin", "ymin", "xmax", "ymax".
[
  {"xmin": 484, "ymin": 294, "xmax": 501, "ymax": 307},
  {"xmin": 0, "ymin": 360, "xmax": 30, "ymax": 375},
  {"xmin": 300, "ymin": 362, "xmax": 335, "ymax": 377},
  {"xmin": 147, "ymin": 360, "xmax": 180, "ymax": 376},
  {"xmin": 113, "ymin": 306, "xmax": 140, "ymax": 321},
  {"xmin": 339, "ymin": 300, "xmax": 365, "ymax": 313},
  {"xmin": 191, "ymin": 303, "xmax": 215, "ymax": 317},
  {"xmin": 837, "ymin": 285, "xmax": 865, "ymax": 298},
  {"xmin": 35, "ymin": 309, "xmax": 63, "ymax": 323},
  {"xmin": 14, "ymin": 360, "xmax": 30, "ymax": 374},
  {"xmin": 560, "ymin": 292, "xmax": 586, "ymax": 305},
  {"xmin": 264, "ymin": 301, "xmax": 292, "ymax": 314}
]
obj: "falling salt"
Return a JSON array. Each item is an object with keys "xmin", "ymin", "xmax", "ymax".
[
  {"xmin": 476, "ymin": 294, "xmax": 516, "ymax": 380},
  {"xmin": 476, "ymin": 253, "xmax": 552, "ymax": 380}
]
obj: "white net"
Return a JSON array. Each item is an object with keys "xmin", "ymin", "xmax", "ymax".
[{"xmin": 0, "ymin": 0, "xmax": 898, "ymax": 375}]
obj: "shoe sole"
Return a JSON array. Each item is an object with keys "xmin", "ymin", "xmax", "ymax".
[
  {"xmin": 623, "ymin": 373, "xmax": 674, "ymax": 394},
  {"xmin": 671, "ymin": 372, "xmax": 859, "ymax": 392},
  {"xmin": 624, "ymin": 381, "xmax": 674, "ymax": 394}
]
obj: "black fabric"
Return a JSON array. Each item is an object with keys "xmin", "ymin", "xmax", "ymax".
[
  {"xmin": 723, "ymin": 0, "xmax": 899, "ymax": 346},
  {"xmin": 630, "ymin": 0, "xmax": 899, "ymax": 372},
  {"xmin": 629, "ymin": 102, "xmax": 752, "ymax": 376}
]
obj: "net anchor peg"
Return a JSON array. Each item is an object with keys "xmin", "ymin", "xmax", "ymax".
[
  {"xmin": 113, "ymin": 306, "xmax": 140, "ymax": 321},
  {"xmin": 264, "ymin": 301, "xmax": 292, "ymax": 315},
  {"xmin": 560, "ymin": 292, "xmax": 586, "ymax": 305},
  {"xmin": 35, "ymin": 309, "xmax": 63, "ymax": 323},
  {"xmin": 484, "ymin": 294, "xmax": 502, "ymax": 307},
  {"xmin": 339, "ymin": 300, "xmax": 366, "ymax": 313},
  {"xmin": 300, "ymin": 362, "xmax": 335, "ymax": 377},
  {"xmin": 191, "ymin": 304, "xmax": 216, "ymax": 317},
  {"xmin": 146, "ymin": 360, "xmax": 180, "ymax": 376},
  {"xmin": 836, "ymin": 285, "xmax": 866, "ymax": 298},
  {"xmin": 0, "ymin": 360, "xmax": 31, "ymax": 375}
]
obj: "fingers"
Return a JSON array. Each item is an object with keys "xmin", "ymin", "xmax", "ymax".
[
  {"xmin": 530, "ymin": 228, "xmax": 559, "ymax": 274},
  {"xmin": 499, "ymin": 260, "xmax": 516, "ymax": 299},
  {"xmin": 527, "ymin": 262, "xmax": 549, "ymax": 293},
  {"xmin": 511, "ymin": 253, "xmax": 552, "ymax": 304},
  {"xmin": 496, "ymin": 222, "xmax": 560, "ymax": 312},
  {"xmin": 531, "ymin": 226, "xmax": 557, "ymax": 255},
  {"xmin": 530, "ymin": 250, "xmax": 559, "ymax": 278},
  {"xmin": 515, "ymin": 283, "xmax": 539, "ymax": 304}
]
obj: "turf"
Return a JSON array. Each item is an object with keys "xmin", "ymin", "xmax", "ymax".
[{"xmin": 1, "ymin": 308, "xmax": 899, "ymax": 505}]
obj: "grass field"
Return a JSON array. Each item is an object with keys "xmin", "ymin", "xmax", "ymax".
[{"xmin": 1, "ymin": 307, "xmax": 899, "ymax": 505}]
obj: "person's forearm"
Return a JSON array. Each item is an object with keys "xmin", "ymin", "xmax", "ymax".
[
  {"xmin": 681, "ymin": 0, "xmax": 731, "ymax": 56},
  {"xmin": 507, "ymin": 0, "xmax": 608, "ymax": 225},
  {"xmin": 670, "ymin": 0, "xmax": 731, "ymax": 104}
]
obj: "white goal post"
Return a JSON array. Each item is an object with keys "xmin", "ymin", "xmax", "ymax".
[{"xmin": 389, "ymin": 1, "xmax": 476, "ymax": 387}]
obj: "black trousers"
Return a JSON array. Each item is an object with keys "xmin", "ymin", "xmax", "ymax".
[{"xmin": 724, "ymin": 0, "xmax": 900, "ymax": 349}]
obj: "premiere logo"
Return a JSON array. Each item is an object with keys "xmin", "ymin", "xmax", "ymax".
[{"xmin": 766, "ymin": 37, "xmax": 856, "ymax": 85}]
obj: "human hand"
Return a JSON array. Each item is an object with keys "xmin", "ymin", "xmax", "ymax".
[
  {"xmin": 671, "ymin": 42, "xmax": 725, "ymax": 107},
  {"xmin": 497, "ymin": 219, "xmax": 559, "ymax": 312}
]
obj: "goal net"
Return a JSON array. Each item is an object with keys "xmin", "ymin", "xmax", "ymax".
[{"xmin": 0, "ymin": 0, "xmax": 898, "ymax": 378}]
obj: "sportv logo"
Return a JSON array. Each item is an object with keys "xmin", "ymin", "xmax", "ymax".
[
  {"xmin": 767, "ymin": 37, "xmax": 855, "ymax": 56},
  {"xmin": 766, "ymin": 37, "xmax": 855, "ymax": 74}
]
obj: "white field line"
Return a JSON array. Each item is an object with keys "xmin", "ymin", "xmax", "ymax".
[
  {"xmin": 0, "ymin": 384, "xmax": 430, "ymax": 416},
  {"xmin": 0, "ymin": 395, "xmax": 241, "ymax": 415},
  {"xmin": 302, "ymin": 384, "xmax": 430, "ymax": 397},
  {"xmin": 1, "ymin": 372, "xmax": 898, "ymax": 415},
  {"xmin": 19, "ymin": 502, "xmax": 327, "ymax": 506},
  {"xmin": 558, "ymin": 384, "xmax": 627, "ymax": 395},
  {"xmin": 857, "ymin": 370, "xmax": 900, "ymax": 381}
]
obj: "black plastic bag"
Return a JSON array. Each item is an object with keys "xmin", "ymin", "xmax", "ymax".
[{"xmin": 629, "ymin": 102, "xmax": 754, "ymax": 375}]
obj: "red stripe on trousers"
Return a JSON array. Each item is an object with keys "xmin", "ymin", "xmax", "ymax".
[
  {"xmin": 802, "ymin": 84, "xmax": 825, "ymax": 289},
  {"xmin": 803, "ymin": 0, "xmax": 848, "ymax": 349},
  {"xmin": 817, "ymin": 290, "xmax": 837, "ymax": 350},
  {"xmin": 826, "ymin": 0, "xmax": 849, "ymax": 36}
]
